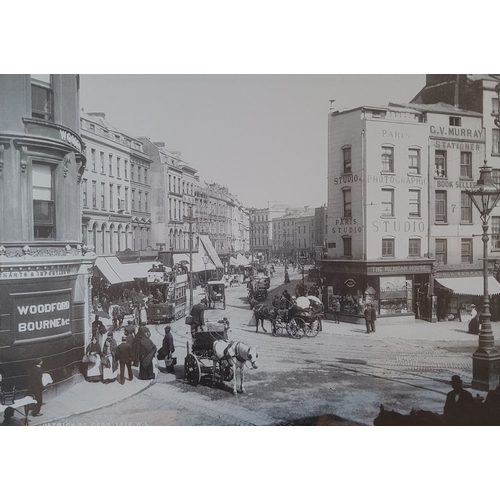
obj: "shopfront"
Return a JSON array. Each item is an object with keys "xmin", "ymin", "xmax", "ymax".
[{"xmin": 321, "ymin": 259, "xmax": 434, "ymax": 324}]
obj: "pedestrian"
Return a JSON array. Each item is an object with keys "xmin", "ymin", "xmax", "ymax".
[
  {"xmin": 282, "ymin": 289, "xmax": 292, "ymax": 308},
  {"xmin": 2, "ymin": 407, "xmax": 24, "ymax": 426},
  {"xmin": 162, "ymin": 325, "xmax": 175, "ymax": 374},
  {"xmin": 123, "ymin": 320, "xmax": 136, "ymax": 345},
  {"xmin": 137, "ymin": 329, "xmax": 157, "ymax": 380},
  {"xmin": 190, "ymin": 299, "xmax": 207, "ymax": 336},
  {"xmin": 369, "ymin": 304, "xmax": 377, "ymax": 333},
  {"xmin": 443, "ymin": 375, "xmax": 474, "ymax": 425},
  {"xmin": 364, "ymin": 305, "xmax": 372, "ymax": 334},
  {"xmin": 138, "ymin": 321, "xmax": 151, "ymax": 339},
  {"xmin": 84, "ymin": 337, "xmax": 103, "ymax": 382},
  {"xmin": 102, "ymin": 332, "xmax": 118, "ymax": 383},
  {"xmin": 115, "ymin": 336, "xmax": 133, "ymax": 384},
  {"xmin": 28, "ymin": 358, "xmax": 44, "ymax": 417},
  {"xmin": 333, "ymin": 299, "xmax": 341, "ymax": 324},
  {"xmin": 92, "ymin": 315, "xmax": 106, "ymax": 343}
]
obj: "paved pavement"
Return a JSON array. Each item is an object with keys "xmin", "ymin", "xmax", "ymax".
[{"xmin": 25, "ymin": 265, "xmax": 500, "ymax": 425}]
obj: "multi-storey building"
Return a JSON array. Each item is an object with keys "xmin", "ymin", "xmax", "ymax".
[
  {"xmin": 249, "ymin": 203, "xmax": 290, "ymax": 261},
  {"xmin": 271, "ymin": 207, "xmax": 303, "ymax": 259},
  {"xmin": 323, "ymin": 104, "xmax": 433, "ymax": 323},
  {"xmin": 314, "ymin": 205, "xmax": 328, "ymax": 260},
  {"xmin": 81, "ymin": 111, "xmax": 152, "ymax": 255},
  {"xmin": 0, "ymin": 74, "xmax": 94, "ymax": 393}
]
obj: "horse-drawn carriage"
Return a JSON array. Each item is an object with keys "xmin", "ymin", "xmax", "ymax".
[
  {"xmin": 184, "ymin": 321, "xmax": 258, "ymax": 394},
  {"xmin": 271, "ymin": 296, "xmax": 322, "ymax": 338},
  {"xmin": 206, "ymin": 280, "xmax": 226, "ymax": 310},
  {"xmin": 247, "ymin": 276, "xmax": 270, "ymax": 302}
]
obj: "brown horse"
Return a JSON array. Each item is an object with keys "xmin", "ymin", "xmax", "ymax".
[{"xmin": 249, "ymin": 299, "xmax": 277, "ymax": 333}]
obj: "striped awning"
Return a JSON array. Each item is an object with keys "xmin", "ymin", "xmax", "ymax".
[{"xmin": 435, "ymin": 276, "xmax": 500, "ymax": 296}]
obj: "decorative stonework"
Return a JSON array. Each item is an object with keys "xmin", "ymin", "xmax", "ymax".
[
  {"xmin": 2, "ymin": 245, "xmax": 85, "ymax": 259},
  {"xmin": 62, "ymin": 153, "xmax": 71, "ymax": 178},
  {"xmin": 20, "ymin": 146, "xmax": 28, "ymax": 173}
]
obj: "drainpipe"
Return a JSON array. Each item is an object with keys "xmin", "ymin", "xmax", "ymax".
[{"xmin": 361, "ymin": 128, "xmax": 366, "ymax": 260}]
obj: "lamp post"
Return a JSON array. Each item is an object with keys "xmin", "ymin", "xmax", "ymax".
[
  {"xmin": 466, "ymin": 160, "xmax": 500, "ymax": 391},
  {"xmin": 203, "ymin": 255, "xmax": 209, "ymax": 287}
]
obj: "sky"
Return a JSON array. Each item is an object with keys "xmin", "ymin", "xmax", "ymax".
[{"xmin": 79, "ymin": 74, "xmax": 426, "ymax": 209}]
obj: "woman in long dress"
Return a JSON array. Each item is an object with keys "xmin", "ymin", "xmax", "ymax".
[
  {"xmin": 137, "ymin": 330, "xmax": 157, "ymax": 380},
  {"xmin": 102, "ymin": 332, "xmax": 118, "ymax": 383},
  {"xmin": 85, "ymin": 337, "xmax": 103, "ymax": 382}
]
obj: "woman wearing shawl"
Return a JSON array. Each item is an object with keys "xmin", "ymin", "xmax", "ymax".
[
  {"xmin": 137, "ymin": 329, "xmax": 157, "ymax": 380},
  {"xmin": 85, "ymin": 337, "xmax": 103, "ymax": 382},
  {"xmin": 102, "ymin": 332, "xmax": 118, "ymax": 383}
]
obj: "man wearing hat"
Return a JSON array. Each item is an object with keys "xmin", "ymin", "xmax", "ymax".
[
  {"xmin": 2, "ymin": 406, "xmax": 24, "ymax": 426},
  {"xmin": 444, "ymin": 375, "xmax": 474, "ymax": 425},
  {"xmin": 115, "ymin": 335, "xmax": 133, "ymax": 384},
  {"xmin": 124, "ymin": 320, "xmax": 136, "ymax": 345},
  {"xmin": 190, "ymin": 299, "xmax": 207, "ymax": 336},
  {"xmin": 162, "ymin": 325, "xmax": 175, "ymax": 374}
]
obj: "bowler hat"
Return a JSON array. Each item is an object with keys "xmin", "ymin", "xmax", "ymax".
[
  {"xmin": 451, "ymin": 375, "xmax": 462, "ymax": 383},
  {"xmin": 122, "ymin": 336, "xmax": 127, "ymax": 341}
]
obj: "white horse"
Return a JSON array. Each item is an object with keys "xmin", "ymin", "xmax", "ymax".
[{"xmin": 213, "ymin": 340, "xmax": 258, "ymax": 395}]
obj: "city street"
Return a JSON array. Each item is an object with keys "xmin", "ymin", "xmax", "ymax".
[{"xmin": 42, "ymin": 266, "xmax": 489, "ymax": 426}]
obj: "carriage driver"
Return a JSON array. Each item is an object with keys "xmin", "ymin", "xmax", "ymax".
[{"xmin": 190, "ymin": 298, "xmax": 207, "ymax": 337}]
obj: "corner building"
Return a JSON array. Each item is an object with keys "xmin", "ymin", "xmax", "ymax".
[
  {"xmin": 0, "ymin": 75, "xmax": 94, "ymax": 393},
  {"xmin": 324, "ymin": 105, "xmax": 433, "ymax": 323}
]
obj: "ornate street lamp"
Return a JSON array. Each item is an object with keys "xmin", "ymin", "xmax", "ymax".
[
  {"xmin": 202, "ymin": 254, "xmax": 209, "ymax": 286},
  {"xmin": 466, "ymin": 160, "xmax": 500, "ymax": 391}
]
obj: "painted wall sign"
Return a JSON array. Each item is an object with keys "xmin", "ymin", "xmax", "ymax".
[
  {"xmin": 333, "ymin": 173, "xmax": 360, "ymax": 185},
  {"xmin": 369, "ymin": 265, "xmax": 429, "ymax": 273},
  {"xmin": 382, "ymin": 130, "xmax": 411, "ymax": 139},
  {"xmin": 372, "ymin": 220, "xmax": 426, "ymax": 233},
  {"xmin": 430, "ymin": 125, "xmax": 484, "ymax": 139},
  {"xmin": 367, "ymin": 175, "xmax": 427, "ymax": 185},
  {"xmin": 11, "ymin": 289, "xmax": 72, "ymax": 339},
  {"xmin": 435, "ymin": 180, "xmax": 476, "ymax": 189},
  {"xmin": 344, "ymin": 278, "xmax": 356, "ymax": 287},
  {"xmin": 0, "ymin": 268, "xmax": 73, "ymax": 280},
  {"xmin": 433, "ymin": 140, "xmax": 481, "ymax": 151}
]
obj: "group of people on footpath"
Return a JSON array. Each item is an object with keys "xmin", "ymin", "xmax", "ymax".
[{"xmin": 83, "ymin": 314, "xmax": 176, "ymax": 385}]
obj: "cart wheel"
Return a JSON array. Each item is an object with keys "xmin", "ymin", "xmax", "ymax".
[
  {"xmin": 272, "ymin": 318, "xmax": 284, "ymax": 337},
  {"xmin": 304, "ymin": 319, "xmax": 320, "ymax": 338},
  {"xmin": 287, "ymin": 318, "xmax": 305, "ymax": 339},
  {"xmin": 185, "ymin": 354, "xmax": 201, "ymax": 386}
]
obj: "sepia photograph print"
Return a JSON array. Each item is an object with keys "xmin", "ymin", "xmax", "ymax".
[{"xmin": 2, "ymin": 72, "xmax": 500, "ymax": 429}]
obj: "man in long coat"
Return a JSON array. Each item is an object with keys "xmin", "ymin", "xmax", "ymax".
[
  {"xmin": 190, "ymin": 299, "xmax": 207, "ymax": 335},
  {"xmin": 162, "ymin": 325, "xmax": 175, "ymax": 374}
]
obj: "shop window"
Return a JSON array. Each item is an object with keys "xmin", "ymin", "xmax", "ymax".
[
  {"xmin": 408, "ymin": 148, "xmax": 420, "ymax": 175},
  {"xmin": 381, "ymin": 146, "xmax": 394, "ymax": 173},
  {"xmin": 342, "ymin": 146, "xmax": 352, "ymax": 173},
  {"xmin": 492, "ymin": 217, "xmax": 500, "ymax": 250},
  {"xmin": 382, "ymin": 238, "xmax": 395, "ymax": 257},
  {"xmin": 379, "ymin": 276, "xmax": 413, "ymax": 315},
  {"xmin": 409, "ymin": 238, "xmax": 421, "ymax": 257},
  {"xmin": 33, "ymin": 163, "xmax": 55, "ymax": 239},
  {"xmin": 460, "ymin": 152, "xmax": 472, "ymax": 178},
  {"xmin": 342, "ymin": 237, "xmax": 352, "ymax": 257},
  {"xmin": 31, "ymin": 75, "xmax": 53, "ymax": 121},
  {"xmin": 409, "ymin": 189, "xmax": 421, "ymax": 217},
  {"xmin": 435, "ymin": 239, "xmax": 447, "ymax": 264},
  {"xmin": 461, "ymin": 191, "xmax": 472, "ymax": 223},
  {"xmin": 342, "ymin": 188, "xmax": 352, "ymax": 218},
  {"xmin": 493, "ymin": 129, "xmax": 500, "ymax": 155},
  {"xmin": 381, "ymin": 188, "xmax": 394, "ymax": 217},
  {"xmin": 449, "ymin": 116, "xmax": 461, "ymax": 127},
  {"xmin": 435, "ymin": 150, "xmax": 447, "ymax": 177},
  {"xmin": 435, "ymin": 190, "xmax": 447, "ymax": 223},
  {"xmin": 461, "ymin": 238, "xmax": 473, "ymax": 264}
]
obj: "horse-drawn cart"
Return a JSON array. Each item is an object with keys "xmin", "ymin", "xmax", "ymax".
[
  {"xmin": 184, "ymin": 321, "xmax": 232, "ymax": 386},
  {"xmin": 206, "ymin": 280, "xmax": 226, "ymax": 310},
  {"xmin": 247, "ymin": 276, "xmax": 270, "ymax": 302},
  {"xmin": 271, "ymin": 296, "xmax": 322, "ymax": 338}
]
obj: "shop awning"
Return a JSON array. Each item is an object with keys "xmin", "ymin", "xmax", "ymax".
[
  {"xmin": 198, "ymin": 235, "xmax": 224, "ymax": 268},
  {"xmin": 95, "ymin": 257, "xmax": 171, "ymax": 284},
  {"xmin": 435, "ymin": 276, "xmax": 500, "ymax": 296},
  {"xmin": 174, "ymin": 253, "xmax": 216, "ymax": 272}
]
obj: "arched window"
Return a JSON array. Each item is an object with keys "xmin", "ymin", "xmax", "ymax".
[
  {"xmin": 109, "ymin": 224, "xmax": 115, "ymax": 254},
  {"xmin": 92, "ymin": 222, "xmax": 98, "ymax": 252},
  {"xmin": 101, "ymin": 223, "xmax": 107, "ymax": 255},
  {"xmin": 125, "ymin": 224, "xmax": 130, "ymax": 249},
  {"xmin": 117, "ymin": 224, "xmax": 123, "ymax": 252}
]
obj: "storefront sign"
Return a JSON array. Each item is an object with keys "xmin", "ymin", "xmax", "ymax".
[
  {"xmin": 435, "ymin": 180, "xmax": 476, "ymax": 189},
  {"xmin": 333, "ymin": 173, "xmax": 361, "ymax": 185},
  {"xmin": 430, "ymin": 126, "xmax": 483, "ymax": 139},
  {"xmin": 60, "ymin": 129, "xmax": 83, "ymax": 152},
  {"xmin": 11, "ymin": 289, "xmax": 72, "ymax": 339},
  {"xmin": 382, "ymin": 130, "xmax": 411, "ymax": 140},
  {"xmin": 0, "ymin": 268, "xmax": 73, "ymax": 280},
  {"xmin": 344, "ymin": 278, "xmax": 356, "ymax": 287},
  {"xmin": 369, "ymin": 264, "xmax": 429, "ymax": 274}
]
